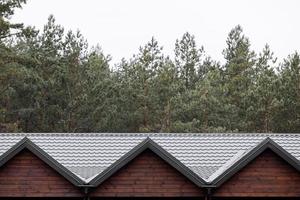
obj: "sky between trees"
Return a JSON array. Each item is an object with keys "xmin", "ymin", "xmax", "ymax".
[{"xmin": 11, "ymin": 0, "xmax": 300, "ymax": 64}]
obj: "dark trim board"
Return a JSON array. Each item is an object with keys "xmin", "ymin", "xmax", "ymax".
[
  {"xmin": 0, "ymin": 198, "xmax": 82, "ymax": 200},
  {"xmin": 212, "ymin": 198, "xmax": 300, "ymax": 200},
  {"xmin": 0, "ymin": 198, "xmax": 203, "ymax": 200},
  {"xmin": 0, "ymin": 137, "xmax": 84, "ymax": 186},
  {"xmin": 0, "ymin": 198, "xmax": 297, "ymax": 200},
  {"xmin": 90, "ymin": 198, "xmax": 203, "ymax": 200}
]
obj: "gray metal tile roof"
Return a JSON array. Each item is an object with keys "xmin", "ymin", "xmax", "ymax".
[{"xmin": 0, "ymin": 133, "xmax": 300, "ymax": 183}]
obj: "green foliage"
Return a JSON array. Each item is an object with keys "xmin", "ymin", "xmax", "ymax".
[
  {"xmin": 275, "ymin": 52, "xmax": 300, "ymax": 132},
  {"xmin": 0, "ymin": 0, "xmax": 26, "ymax": 41},
  {"xmin": 222, "ymin": 25, "xmax": 256, "ymax": 131},
  {"xmin": 247, "ymin": 45, "xmax": 279, "ymax": 132},
  {"xmin": 1, "ymin": 2, "xmax": 300, "ymax": 133},
  {"xmin": 175, "ymin": 32, "xmax": 204, "ymax": 89}
]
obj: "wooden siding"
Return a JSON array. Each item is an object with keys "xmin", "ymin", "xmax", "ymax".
[
  {"xmin": 91, "ymin": 149, "xmax": 204, "ymax": 197},
  {"xmin": 214, "ymin": 149, "xmax": 300, "ymax": 197},
  {"xmin": 0, "ymin": 149, "xmax": 83, "ymax": 197}
]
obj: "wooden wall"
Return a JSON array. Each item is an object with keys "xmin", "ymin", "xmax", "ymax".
[
  {"xmin": 1, "ymin": 147, "xmax": 300, "ymax": 198},
  {"xmin": 90, "ymin": 149, "xmax": 204, "ymax": 197},
  {"xmin": 0, "ymin": 149, "xmax": 83, "ymax": 197},
  {"xmin": 213, "ymin": 149, "xmax": 300, "ymax": 197}
]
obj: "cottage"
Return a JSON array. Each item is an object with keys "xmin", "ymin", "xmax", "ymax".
[{"xmin": 0, "ymin": 133, "xmax": 300, "ymax": 199}]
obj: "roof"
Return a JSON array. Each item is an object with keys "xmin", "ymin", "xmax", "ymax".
[{"xmin": 0, "ymin": 133, "xmax": 300, "ymax": 186}]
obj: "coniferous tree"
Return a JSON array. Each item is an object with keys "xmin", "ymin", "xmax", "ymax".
[
  {"xmin": 155, "ymin": 57, "xmax": 179, "ymax": 132},
  {"xmin": 275, "ymin": 52, "xmax": 300, "ymax": 132},
  {"xmin": 1, "ymin": 0, "xmax": 300, "ymax": 133},
  {"xmin": 248, "ymin": 45, "xmax": 279, "ymax": 132},
  {"xmin": 0, "ymin": 0, "xmax": 26, "ymax": 40},
  {"xmin": 222, "ymin": 25, "xmax": 256, "ymax": 131},
  {"xmin": 122, "ymin": 37, "xmax": 164, "ymax": 132},
  {"xmin": 175, "ymin": 32, "xmax": 203, "ymax": 90}
]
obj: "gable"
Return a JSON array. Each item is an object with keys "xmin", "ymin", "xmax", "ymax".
[
  {"xmin": 91, "ymin": 149, "xmax": 204, "ymax": 197},
  {"xmin": 0, "ymin": 149, "xmax": 83, "ymax": 197},
  {"xmin": 214, "ymin": 149, "xmax": 300, "ymax": 197}
]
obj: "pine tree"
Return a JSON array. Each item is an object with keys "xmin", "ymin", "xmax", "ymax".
[
  {"xmin": 222, "ymin": 25, "xmax": 256, "ymax": 131},
  {"xmin": 155, "ymin": 58, "xmax": 179, "ymax": 132},
  {"xmin": 248, "ymin": 44, "xmax": 279, "ymax": 132},
  {"xmin": 275, "ymin": 52, "xmax": 300, "ymax": 132},
  {"xmin": 175, "ymin": 32, "xmax": 203, "ymax": 90},
  {"xmin": 120, "ymin": 37, "xmax": 164, "ymax": 132},
  {"xmin": 0, "ymin": 0, "xmax": 26, "ymax": 41}
]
